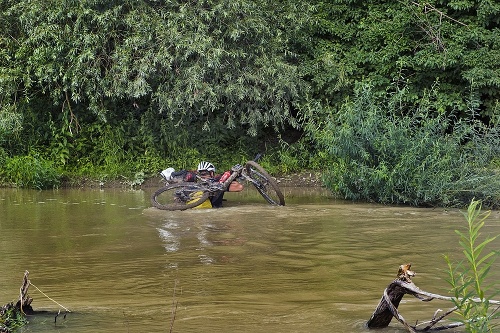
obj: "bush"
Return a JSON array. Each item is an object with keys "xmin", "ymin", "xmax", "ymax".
[
  {"xmin": 255, "ymin": 135, "xmax": 329, "ymax": 175},
  {"xmin": 309, "ymin": 82, "xmax": 500, "ymax": 208},
  {"xmin": 2, "ymin": 153, "xmax": 60, "ymax": 189}
]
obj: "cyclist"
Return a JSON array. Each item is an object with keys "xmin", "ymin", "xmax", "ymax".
[
  {"xmin": 196, "ymin": 161, "xmax": 244, "ymax": 207},
  {"xmin": 163, "ymin": 161, "xmax": 243, "ymax": 208}
]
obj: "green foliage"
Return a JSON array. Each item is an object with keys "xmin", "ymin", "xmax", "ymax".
[
  {"xmin": 0, "ymin": 0, "xmax": 311, "ymax": 183},
  {"xmin": 47, "ymin": 110, "xmax": 75, "ymax": 166},
  {"xmin": 0, "ymin": 303, "xmax": 28, "ymax": 332},
  {"xmin": 308, "ymin": 81, "xmax": 500, "ymax": 207},
  {"xmin": 1, "ymin": 0, "xmax": 499, "ymax": 189},
  {"xmin": 256, "ymin": 135, "xmax": 329, "ymax": 174},
  {"xmin": 1, "ymin": 152, "xmax": 60, "ymax": 189},
  {"xmin": 1, "ymin": 0, "xmax": 305, "ymax": 136},
  {"xmin": 0, "ymin": 107, "xmax": 23, "ymax": 143},
  {"xmin": 445, "ymin": 199, "xmax": 500, "ymax": 332},
  {"xmin": 0, "ymin": 147, "xmax": 7, "ymax": 167},
  {"xmin": 300, "ymin": 0, "xmax": 500, "ymax": 119}
]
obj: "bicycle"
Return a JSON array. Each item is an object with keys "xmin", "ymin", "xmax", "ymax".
[{"xmin": 151, "ymin": 161, "xmax": 285, "ymax": 210}]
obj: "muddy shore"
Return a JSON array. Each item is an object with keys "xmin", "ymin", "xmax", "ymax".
[{"xmin": 66, "ymin": 171, "xmax": 324, "ymax": 189}]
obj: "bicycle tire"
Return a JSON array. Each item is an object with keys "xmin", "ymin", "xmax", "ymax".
[
  {"xmin": 151, "ymin": 182, "xmax": 211, "ymax": 211},
  {"xmin": 244, "ymin": 161, "xmax": 285, "ymax": 206}
]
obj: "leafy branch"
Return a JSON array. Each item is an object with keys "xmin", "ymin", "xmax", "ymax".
[{"xmin": 445, "ymin": 199, "xmax": 500, "ymax": 332}]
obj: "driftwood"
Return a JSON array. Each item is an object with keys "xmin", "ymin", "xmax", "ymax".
[
  {"xmin": 367, "ymin": 264, "xmax": 500, "ymax": 332},
  {"xmin": 366, "ymin": 263, "xmax": 459, "ymax": 332},
  {"xmin": 0, "ymin": 271, "xmax": 33, "ymax": 333},
  {"xmin": 1, "ymin": 271, "xmax": 71, "ymax": 332},
  {"xmin": 15, "ymin": 270, "xmax": 33, "ymax": 314}
]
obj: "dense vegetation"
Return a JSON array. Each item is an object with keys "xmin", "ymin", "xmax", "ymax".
[
  {"xmin": 1, "ymin": 0, "xmax": 499, "ymax": 208},
  {"xmin": 307, "ymin": 82, "xmax": 500, "ymax": 208}
]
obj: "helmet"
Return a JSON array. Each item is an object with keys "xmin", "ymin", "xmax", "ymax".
[{"xmin": 197, "ymin": 161, "xmax": 216, "ymax": 172}]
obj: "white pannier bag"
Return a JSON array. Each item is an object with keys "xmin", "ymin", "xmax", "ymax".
[{"xmin": 160, "ymin": 167, "xmax": 175, "ymax": 181}]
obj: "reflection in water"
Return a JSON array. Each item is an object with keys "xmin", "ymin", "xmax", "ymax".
[
  {"xmin": 157, "ymin": 220, "xmax": 180, "ymax": 252},
  {"xmin": 0, "ymin": 187, "xmax": 498, "ymax": 333},
  {"xmin": 157, "ymin": 218, "xmax": 218, "ymax": 264}
]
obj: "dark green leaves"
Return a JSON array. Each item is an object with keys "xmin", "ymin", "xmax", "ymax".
[
  {"xmin": 310, "ymin": 82, "xmax": 500, "ymax": 207},
  {"xmin": 2, "ymin": 0, "xmax": 305, "ymax": 135}
]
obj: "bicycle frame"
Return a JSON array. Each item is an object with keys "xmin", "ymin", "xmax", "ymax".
[{"xmin": 193, "ymin": 164, "xmax": 279, "ymax": 200}]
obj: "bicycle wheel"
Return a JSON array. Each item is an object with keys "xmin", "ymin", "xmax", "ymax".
[
  {"xmin": 244, "ymin": 161, "xmax": 285, "ymax": 206},
  {"xmin": 151, "ymin": 182, "xmax": 211, "ymax": 211}
]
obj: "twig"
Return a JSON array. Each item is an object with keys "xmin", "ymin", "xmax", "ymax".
[
  {"xmin": 408, "ymin": 1, "xmax": 468, "ymax": 26},
  {"xmin": 417, "ymin": 306, "xmax": 458, "ymax": 330},
  {"xmin": 29, "ymin": 282, "xmax": 71, "ymax": 313},
  {"xmin": 170, "ymin": 280, "xmax": 179, "ymax": 333}
]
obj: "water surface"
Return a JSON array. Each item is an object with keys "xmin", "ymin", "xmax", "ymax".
[{"xmin": 1, "ymin": 187, "xmax": 499, "ymax": 332}]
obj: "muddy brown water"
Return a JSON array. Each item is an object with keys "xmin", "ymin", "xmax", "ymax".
[{"xmin": 1, "ymin": 187, "xmax": 499, "ymax": 332}]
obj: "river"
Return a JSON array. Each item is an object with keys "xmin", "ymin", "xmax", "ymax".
[{"xmin": 1, "ymin": 186, "xmax": 499, "ymax": 332}]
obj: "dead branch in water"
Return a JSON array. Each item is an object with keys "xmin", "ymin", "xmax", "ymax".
[
  {"xmin": 366, "ymin": 264, "xmax": 500, "ymax": 332},
  {"xmin": 16, "ymin": 270, "xmax": 33, "ymax": 314},
  {"xmin": 1, "ymin": 271, "xmax": 32, "ymax": 333},
  {"xmin": 1, "ymin": 271, "xmax": 71, "ymax": 333}
]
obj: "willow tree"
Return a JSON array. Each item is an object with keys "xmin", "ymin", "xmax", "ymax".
[
  {"xmin": 0, "ymin": 0, "xmax": 308, "ymax": 171},
  {"xmin": 297, "ymin": 0, "xmax": 500, "ymax": 207}
]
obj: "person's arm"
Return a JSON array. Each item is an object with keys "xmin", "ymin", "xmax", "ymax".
[
  {"xmin": 228, "ymin": 180, "xmax": 243, "ymax": 192},
  {"xmin": 184, "ymin": 171, "xmax": 197, "ymax": 182}
]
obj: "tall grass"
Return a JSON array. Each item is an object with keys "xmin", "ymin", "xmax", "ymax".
[{"xmin": 309, "ymin": 82, "xmax": 500, "ymax": 208}]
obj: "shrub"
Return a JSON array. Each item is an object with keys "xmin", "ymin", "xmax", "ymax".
[
  {"xmin": 309, "ymin": 82, "xmax": 500, "ymax": 208},
  {"xmin": 2, "ymin": 153, "xmax": 60, "ymax": 189}
]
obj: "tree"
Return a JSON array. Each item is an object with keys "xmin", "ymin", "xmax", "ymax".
[
  {"xmin": 298, "ymin": 0, "xmax": 500, "ymax": 120},
  {"xmin": 1, "ymin": 0, "xmax": 306, "ymax": 136},
  {"xmin": 0, "ymin": 0, "xmax": 311, "ymax": 178}
]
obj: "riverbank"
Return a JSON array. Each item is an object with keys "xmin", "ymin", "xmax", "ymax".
[{"xmin": 62, "ymin": 171, "xmax": 324, "ymax": 189}]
